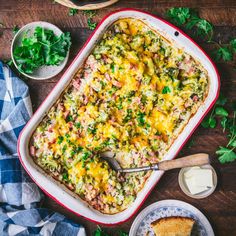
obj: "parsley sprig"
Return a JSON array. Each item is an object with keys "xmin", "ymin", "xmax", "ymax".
[
  {"xmin": 216, "ymin": 109, "xmax": 236, "ymax": 163},
  {"xmin": 166, "ymin": 7, "xmax": 236, "ymax": 64},
  {"xmin": 214, "ymin": 39, "xmax": 236, "ymax": 62},
  {"xmin": 201, "ymin": 94, "xmax": 228, "ymax": 129},
  {"xmin": 201, "ymin": 95, "xmax": 236, "ymax": 163},
  {"xmin": 166, "ymin": 7, "xmax": 213, "ymax": 41},
  {"xmin": 83, "ymin": 10, "xmax": 97, "ymax": 30}
]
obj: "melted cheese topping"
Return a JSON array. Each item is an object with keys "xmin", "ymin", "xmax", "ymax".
[{"xmin": 30, "ymin": 18, "xmax": 209, "ymax": 214}]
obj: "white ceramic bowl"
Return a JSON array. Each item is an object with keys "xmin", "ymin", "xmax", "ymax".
[
  {"xmin": 11, "ymin": 21, "xmax": 69, "ymax": 80},
  {"xmin": 178, "ymin": 164, "xmax": 218, "ymax": 199},
  {"xmin": 17, "ymin": 9, "xmax": 220, "ymax": 225}
]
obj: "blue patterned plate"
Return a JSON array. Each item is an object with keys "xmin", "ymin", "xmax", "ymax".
[{"xmin": 129, "ymin": 200, "xmax": 214, "ymax": 236}]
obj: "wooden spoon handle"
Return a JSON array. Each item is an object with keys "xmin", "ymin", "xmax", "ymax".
[{"xmin": 158, "ymin": 153, "xmax": 210, "ymax": 171}]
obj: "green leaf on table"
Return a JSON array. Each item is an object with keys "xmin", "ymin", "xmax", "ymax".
[
  {"xmin": 185, "ymin": 16, "xmax": 200, "ymax": 29},
  {"xmin": 220, "ymin": 117, "xmax": 228, "ymax": 132},
  {"xmin": 201, "ymin": 116, "xmax": 216, "ymax": 128},
  {"xmin": 215, "ymin": 107, "xmax": 229, "ymax": 117},
  {"xmin": 94, "ymin": 227, "xmax": 109, "ymax": 236},
  {"xmin": 228, "ymin": 139, "xmax": 236, "ymax": 148},
  {"xmin": 166, "ymin": 7, "xmax": 191, "ymax": 26},
  {"xmin": 69, "ymin": 8, "xmax": 78, "ymax": 16},
  {"xmin": 230, "ymin": 38, "xmax": 236, "ymax": 52},
  {"xmin": 216, "ymin": 146, "xmax": 236, "ymax": 163},
  {"xmin": 230, "ymin": 125, "xmax": 236, "ymax": 136},
  {"xmin": 215, "ymin": 47, "xmax": 233, "ymax": 61},
  {"xmin": 195, "ymin": 18, "xmax": 213, "ymax": 40},
  {"xmin": 201, "ymin": 117, "xmax": 210, "ymax": 128},
  {"xmin": 209, "ymin": 117, "xmax": 217, "ymax": 128},
  {"xmin": 87, "ymin": 18, "xmax": 97, "ymax": 30}
]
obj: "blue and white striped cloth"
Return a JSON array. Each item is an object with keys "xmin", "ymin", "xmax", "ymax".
[{"xmin": 0, "ymin": 61, "xmax": 86, "ymax": 236}]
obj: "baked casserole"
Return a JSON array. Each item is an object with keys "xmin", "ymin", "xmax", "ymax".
[{"xmin": 30, "ymin": 18, "xmax": 209, "ymax": 214}]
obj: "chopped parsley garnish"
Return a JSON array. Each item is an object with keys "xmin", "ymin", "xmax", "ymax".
[
  {"xmin": 99, "ymin": 81, "xmax": 107, "ymax": 88},
  {"xmin": 137, "ymin": 112, "xmax": 146, "ymax": 126},
  {"xmin": 162, "ymin": 86, "xmax": 171, "ymax": 94},
  {"xmin": 82, "ymin": 151, "xmax": 91, "ymax": 160},
  {"xmin": 76, "ymin": 146, "xmax": 83, "ymax": 153},
  {"xmin": 117, "ymin": 103, "xmax": 123, "ymax": 110},
  {"xmin": 111, "ymin": 63, "xmax": 115, "ymax": 73},
  {"xmin": 62, "ymin": 145, "xmax": 67, "ymax": 153},
  {"xmin": 62, "ymin": 172, "xmax": 69, "ymax": 181},
  {"xmin": 57, "ymin": 136, "xmax": 64, "ymax": 144},
  {"xmin": 87, "ymin": 125, "xmax": 97, "ymax": 134},
  {"xmin": 127, "ymin": 91, "xmax": 136, "ymax": 97},
  {"xmin": 81, "ymin": 151, "xmax": 92, "ymax": 168},
  {"xmin": 141, "ymin": 95, "xmax": 147, "ymax": 105},
  {"xmin": 66, "ymin": 115, "xmax": 73, "ymax": 122},
  {"xmin": 70, "ymin": 150, "xmax": 75, "ymax": 156},
  {"xmin": 75, "ymin": 122, "xmax": 81, "ymax": 128},
  {"xmin": 147, "ymin": 30, "xmax": 155, "ymax": 36},
  {"xmin": 123, "ymin": 109, "xmax": 132, "ymax": 123}
]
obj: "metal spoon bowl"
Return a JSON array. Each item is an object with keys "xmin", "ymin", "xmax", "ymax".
[{"xmin": 100, "ymin": 152, "xmax": 210, "ymax": 173}]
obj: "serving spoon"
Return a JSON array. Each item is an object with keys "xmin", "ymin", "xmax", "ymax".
[{"xmin": 101, "ymin": 152, "xmax": 210, "ymax": 173}]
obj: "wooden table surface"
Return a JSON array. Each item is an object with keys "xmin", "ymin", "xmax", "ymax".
[{"xmin": 1, "ymin": 0, "xmax": 236, "ymax": 235}]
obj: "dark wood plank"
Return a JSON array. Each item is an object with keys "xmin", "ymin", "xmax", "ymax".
[
  {"xmin": 0, "ymin": 0, "xmax": 236, "ymax": 235},
  {"xmin": 0, "ymin": 0, "xmax": 236, "ymax": 29}
]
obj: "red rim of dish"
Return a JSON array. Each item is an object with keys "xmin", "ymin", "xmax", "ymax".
[{"xmin": 17, "ymin": 8, "xmax": 220, "ymax": 226}]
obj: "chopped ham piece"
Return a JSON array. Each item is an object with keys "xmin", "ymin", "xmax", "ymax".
[
  {"xmin": 105, "ymin": 73, "xmax": 111, "ymax": 81},
  {"xmin": 112, "ymin": 80, "xmax": 122, "ymax": 88},
  {"xmin": 58, "ymin": 103, "xmax": 65, "ymax": 112},
  {"xmin": 48, "ymin": 124, "xmax": 54, "ymax": 132},
  {"xmin": 192, "ymin": 95, "xmax": 199, "ymax": 102},
  {"xmin": 63, "ymin": 110, "xmax": 70, "ymax": 120},
  {"xmin": 72, "ymin": 79, "xmax": 81, "ymax": 90}
]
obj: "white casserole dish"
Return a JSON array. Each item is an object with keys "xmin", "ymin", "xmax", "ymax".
[{"xmin": 18, "ymin": 9, "xmax": 220, "ymax": 225}]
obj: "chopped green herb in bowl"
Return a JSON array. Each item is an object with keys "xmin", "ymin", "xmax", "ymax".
[{"xmin": 11, "ymin": 21, "xmax": 71, "ymax": 80}]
